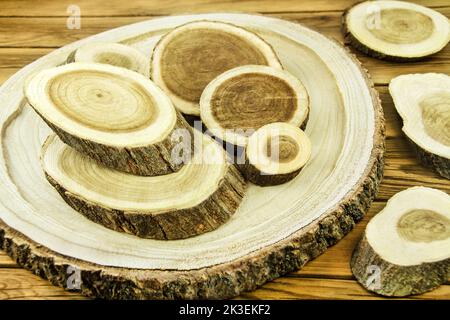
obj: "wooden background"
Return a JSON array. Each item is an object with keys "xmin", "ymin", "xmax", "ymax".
[{"xmin": 0, "ymin": 0, "xmax": 449, "ymax": 300}]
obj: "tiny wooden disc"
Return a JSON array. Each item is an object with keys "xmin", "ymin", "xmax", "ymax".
[{"xmin": 242, "ymin": 122, "xmax": 311, "ymax": 186}]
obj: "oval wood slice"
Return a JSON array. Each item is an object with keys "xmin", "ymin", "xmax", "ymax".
[
  {"xmin": 151, "ymin": 20, "xmax": 283, "ymax": 116},
  {"xmin": 0, "ymin": 13, "xmax": 384, "ymax": 299},
  {"xmin": 342, "ymin": 0, "xmax": 450, "ymax": 61},
  {"xmin": 389, "ymin": 73, "xmax": 450, "ymax": 179},
  {"xmin": 41, "ymin": 133, "xmax": 246, "ymax": 240},
  {"xmin": 25, "ymin": 62, "xmax": 194, "ymax": 177},
  {"xmin": 351, "ymin": 187, "xmax": 450, "ymax": 297}
]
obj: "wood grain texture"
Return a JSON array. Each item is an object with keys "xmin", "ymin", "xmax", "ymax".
[
  {"xmin": 342, "ymin": 1, "xmax": 450, "ymax": 61},
  {"xmin": 3, "ymin": 8, "xmax": 447, "ymax": 48},
  {"xmin": 0, "ymin": 0, "xmax": 447, "ymax": 17},
  {"xmin": 0, "ymin": 0, "xmax": 449, "ymax": 300},
  {"xmin": 0, "ymin": 269, "xmax": 85, "ymax": 300},
  {"xmin": 1, "ymin": 8, "xmax": 450, "ymax": 84},
  {"xmin": 239, "ymin": 278, "xmax": 450, "ymax": 300},
  {"xmin": 1, "ymin": 49, "xmax": 446, "ymax": 89}
]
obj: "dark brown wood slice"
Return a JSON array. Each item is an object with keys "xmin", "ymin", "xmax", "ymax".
[
  {"xmin": 151, "ymin": 20, "xmax": 283, "ymax": 115},
  {"xmin": 200, "ymin": 65, "xmax": 309, "ymax": 148}
]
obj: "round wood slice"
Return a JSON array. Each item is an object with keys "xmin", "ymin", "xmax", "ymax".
[
  {"xmin": 0, "ymin": 13, "xmax": 384, "ymax": 299},
  {"xmin": 200, "ymin": 65, "xmax": 309, "ymax": 147},
  {"xmin": 240, "ymin": 122, "xmax": 312, "ymax": 186},
  {"xmin": 342, "ymin": 1, "xmax": 450, "ymax": 61}
]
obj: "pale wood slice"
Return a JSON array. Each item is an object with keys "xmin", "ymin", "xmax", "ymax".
[
  {"xmin": 41, "ymin": 133, "xmax": 246, "ymax": 240},
  {"xmin": 0, "ymin": 13, "xmax": 384, "ymax": 299},
  {"xmin": 389, "ymin": 73, "xmax": 450, "ymax": 179},
  {"xmin": 240, "ymin": 122, "xmax": 311, "ymax": 186},
  {"xmin": 200, "ymin": 65, "xmax": 309, "ymax": 147},
  {"xmin": 351, "ymin": 187, "xmax": 450, "ymax": 297},
  {"xmin": 24, "ymin": 62, "xmax": 194, "ymax": 176},
  {"xmin": 343, "ymin": 1, "xmax": 450, "ymax": 61},
  {"xmin": 67, "ymin": 42, "xmax": 150, "ymax": 77},
  {"xmin": 151, "ymin": 21, "xmax": 282, "ymax": 115}
]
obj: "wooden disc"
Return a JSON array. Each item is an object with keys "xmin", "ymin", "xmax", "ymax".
[
  {"xmin": 0, "ymin": 13, "xmax": 384, "ymax": 299},
  {"xmin": 25, "ymin": 62, "xmax": 193, "ymax": 176},
  {"xmin": 41, "ymin": 133, "xmax": 246, "ymax": 240},
  {"xmin": 389, "ymin": 73, "xmax": 450, "ymax": 179},
  {"xmin": 67, "ymin": 42, "xmax": 150, "ymax": 77},
  {"xmin": 343, "ymin": 1, "xmax": 450, "ymax": 61},
  {"xmin": 151, "ymin": 21, "xmax": 282, "ymax": 115},
  {"xmin": 351, "ymin": 187, "xmax": 450, "ymax": 296},
  {"xmin": 241, "ymin": 122, "xmax": 311, "ymax": 186},
  {"xmin": 200, "ymin": 65, "xmax": 309, "ymax": 147}
]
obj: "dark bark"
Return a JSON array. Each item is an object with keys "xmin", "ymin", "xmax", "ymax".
[
  {"xmin": 30, "ymin": 103, "xmax": 194, "ymax": 176},
  {"xmin": 351, "ymin": 235, "xmax": 449, "ymax": 296},
  {"xmin": 239, "ymin": 162, "xmax": 301, "ymax": 186},
  {"xmin": 407, "ymin": 137, "xmax": 450, "ymax": 179},
  {"xmin": 44, "ymin": 164, "xmax": 246, "ymax": 240}
]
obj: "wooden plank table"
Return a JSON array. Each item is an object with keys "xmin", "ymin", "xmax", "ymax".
[{"xmin": 0, "ymin": 0, "xmax": 449, "ymax": 300}]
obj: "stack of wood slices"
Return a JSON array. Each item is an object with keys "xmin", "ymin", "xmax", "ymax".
[{"xmin": 24, "ymin": 20, "xmax": 313, "ymax": 241}]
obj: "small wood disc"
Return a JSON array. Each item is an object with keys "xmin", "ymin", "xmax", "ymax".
[
  {"xmin": 151, "ymin": 21, "xmax": 282, "ymax": 115},
  {"xmin": 41, "ymin": 133, "xmax": 246, "ymax": 240},
  {"xmin": 241, "ymin": 122, "xmax": 311, "ymax": 186},
  {"xmin": 25, "ymin": 62, "xmax": 193, "ymax": 176},
  {"xmin": 67, "ymin": 42, "xmax": 150, "ymax": 77},
  {"xmin": 351, "ymin": 187, "xmax": 450, "ymax": 296},
  {"xmin": 389, "ymin": 73, "xmax": 450, "ymax": 179},
  {"xmin": 200, "ymin": 65, "xmax": 309, "ymax": 147},
  {"xmin": 343, "ymin": 1, "xmax": 450, "ymax": 61}
]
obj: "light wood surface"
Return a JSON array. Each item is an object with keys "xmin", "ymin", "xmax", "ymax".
[{"xmin": 0, "ymin": 0, "xmax": 448, "ymax": 300}]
